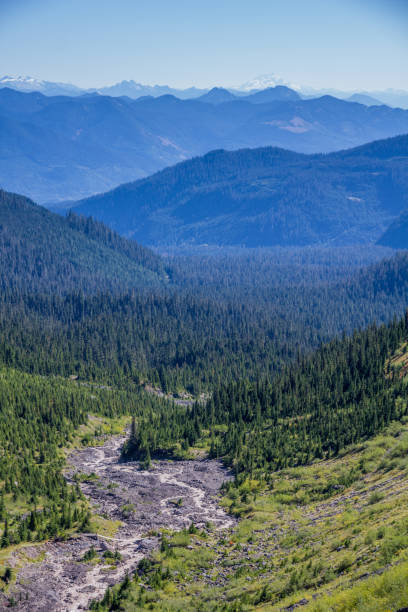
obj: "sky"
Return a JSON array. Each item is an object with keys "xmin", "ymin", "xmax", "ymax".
[{"xmin": 0, "ymin": 0, "xmax": 407, "ymax": 91}]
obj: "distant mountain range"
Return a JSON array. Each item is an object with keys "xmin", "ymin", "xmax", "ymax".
[
  {"xmin": 69, "ymin": 134, "xmax": 408, "ymax": 248},
  {"xmin": 196, "ymin": 85, "xmax": 301, "ymax": 105},
  {"xmin": 2, "ymin": 87, "xmax": 408, "ymax": 203},
  {"xmin": 0, "ymin": 75, "xmax": 208, "ymax": 100},
  {"xmin": 0, "ymin": 75, "xmax": 84, "ymax": 97},
  {"xmin": 1, "ymin": 74, "xmax": 408, "ymax": 108},
  {"xmin": 308, "ymin": 88, "xmax": 408, "ymax": 110},
  {"xmin": 347, "ymin": 93, "xmax": 383, "ymax": 106}
]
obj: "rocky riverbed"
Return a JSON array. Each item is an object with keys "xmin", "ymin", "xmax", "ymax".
[{"xmin": 2, "ymin": 434, "xmax": 234, "ymax": 611}]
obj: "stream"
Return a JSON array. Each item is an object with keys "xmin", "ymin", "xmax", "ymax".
[{"xmin": 4, "ymin": 434, "xmax": 234, "ymax": 611}]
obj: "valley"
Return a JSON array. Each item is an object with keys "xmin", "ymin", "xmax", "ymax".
[
  {"xmin": 1, "ymin": 321, "xmax": 408, "ymax": 611},
  {"xmin": 1, "ymin": 21, "xmax": 408, "ymax": 608},
  {"xmin": 5, "ymin": 397, "xmax": 408, "ymax": 611},
  {"xmin": 1, "ymin": 197, "xmax": 408, "ymax": 609},
  {"xmin": 1, "ymin": 430, "xmax": 233, "ymax": 611}
]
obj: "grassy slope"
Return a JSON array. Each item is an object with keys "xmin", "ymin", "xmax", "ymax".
[
  {"xmin": 94, "ymin": 418, "xmax": 408, "ymax": 611},
  {"xmin": 93, "ymin": 344, "xmax": 408, "ymax": 611}
]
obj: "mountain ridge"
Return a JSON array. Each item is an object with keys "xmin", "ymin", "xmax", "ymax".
[
  {"xmin": 2, "ymin": 73, "xmax": 407, "ymax": 107},
  {"xmin": 69, "ymin": 134, "xmax": 408, "ymax": 247},
  {"xmin": 0, "ymin": 189, "xmax": 166, "ymax": 293},
  {"xmin": 2, "ymin": 88, "xmax": 408, "ymax": 203}
]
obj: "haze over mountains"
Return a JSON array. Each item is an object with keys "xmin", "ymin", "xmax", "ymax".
[
  {"xmin": 0, "ymin": 75, "xmax": 208, "ymax": 99},
  {"xmin": 68, "ymin": 134, "xmax": 408, "ymax": 248},
  {"xmin": 2, "ymin": 72, "xmax": 408, "ymax": 250},
  {"xmin": 2, "ymin": 87, "xmax": 408, "ymax": 203},
  {"xmin": 2, "ymin": 73, "xmax": 408, "ymax": 108}
]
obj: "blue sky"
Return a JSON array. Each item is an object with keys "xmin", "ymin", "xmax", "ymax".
[{"xmin": 0, "ymin": 0, "xmax": 407, "ymax": 90}]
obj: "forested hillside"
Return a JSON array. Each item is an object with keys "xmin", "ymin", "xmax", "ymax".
[
  {"xmin": 378, "ymin": 207, "xmax": 408, "ymax": 249},
  {"xmin": 72, "ymin": 134, "xmax": 408, "ymax": 247},
  {"xmin": 1, "ymin": 191, "xmax": 408, "ymax": 395},
  {"xmin": 0, "ymin": 364, "xmax": 172, "ymax": 551},
  {"xmin": 100, "ymin": 315, "xmax": 408, "ymax": 612},
  {"xmin": 1, "ymin": 245, "xmax": 408, "ymax": 393},
  {"xmin": 0, "ymin": 190, "xmax": 166, "ymax": 292},
  {"xmin": 2, "ymin": 190, "xmax": 408, "ymax": 609},
  {"xmin": 121, "ymin": 313, "xmax": 408, "ymax": 471}
]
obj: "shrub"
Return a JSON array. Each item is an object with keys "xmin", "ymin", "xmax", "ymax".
[
  {"xmin": 368, "ymin": 491, "xmax": 384, "ymax": 505},
  {"xmin": 336, "ymin": 554, "xmax": 353, "ymax": 574}
]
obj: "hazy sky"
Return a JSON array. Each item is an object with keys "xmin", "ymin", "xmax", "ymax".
[{"xmin": 0, "ymin": 0, "xmax": 407, "ymax": 90}]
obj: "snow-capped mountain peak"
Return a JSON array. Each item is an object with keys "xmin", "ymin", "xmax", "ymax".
[
  {"xmin": 237, "ymin": 73, "xmax": 301, "ymax": 92},
  {"xmin": 0, "ymin": 75, "xmax": 44, "ymax": 86},
  {"xmin": 0, "ymin": 75, "xmax": 84, "ymax": 96}
]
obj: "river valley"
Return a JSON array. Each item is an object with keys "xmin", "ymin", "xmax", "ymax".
[{"xmin": 2, "ymin": 433, "xmax": 234, "ymax": 611}]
